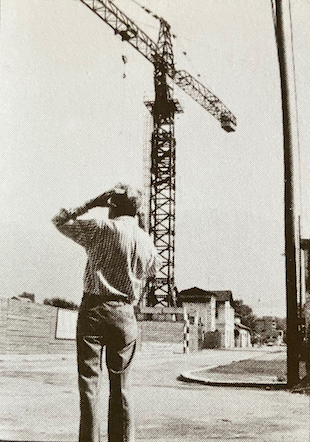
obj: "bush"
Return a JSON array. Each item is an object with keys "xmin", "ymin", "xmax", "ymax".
[{"xmin": 43, "ymin": 297, "xmax": 79, "ymax": 310}]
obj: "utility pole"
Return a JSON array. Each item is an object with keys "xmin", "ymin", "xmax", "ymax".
[{"xmin": 275, "ymin": 0, "xmax": 300, "ymax": 388}]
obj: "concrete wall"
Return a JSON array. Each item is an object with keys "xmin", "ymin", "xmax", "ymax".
[
  {"xmin": 135, "ymin": 306, "xmax": 184, "ymax": 322},
  {"xmin": 137, "ymin": 307, "xmax": 198, "ymax": 352},
  {"xmin": 139, "ymin": 321, "xmax": 183, "ymax": 343},
  {"xmin": 0, "ymin": 299, "xmax": 198, "ymax": 354},
  {"xmin": 0, "ymin": 298, "xmax": 75, "ymax": 354}
]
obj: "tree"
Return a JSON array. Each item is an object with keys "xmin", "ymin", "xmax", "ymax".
[
  {"xmin": 19, "ymin": 292, "xmax": 35, "ymax": 302},
  {"xmin": 275, "ymin": 316, "xmax": 286, "ymax": 332},
  {"xmin": 43, "ymin": 297, "xmax": 79, "ymax": 310},
  {"xmin": 233, "ymin": 299, "xmax": 257, "ymax": 335}
]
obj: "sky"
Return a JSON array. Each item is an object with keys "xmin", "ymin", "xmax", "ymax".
[{"xmin": 1, "ymin": 0, "xmax": 310, "ymax": 317}]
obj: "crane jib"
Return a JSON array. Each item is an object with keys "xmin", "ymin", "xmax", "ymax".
[{"xmin": 78, "ymin": 0, "xmax": 237, "ymax": 132}]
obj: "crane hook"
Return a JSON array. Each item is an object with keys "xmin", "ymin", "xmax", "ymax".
[{"xmin": 122, "ymin": 55, "xmax": 128, "ymax": 79}]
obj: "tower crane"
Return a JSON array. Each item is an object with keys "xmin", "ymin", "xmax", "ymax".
[{"xmin": 78, "ymin": 0, "xmax": 237, "ymax": 307}]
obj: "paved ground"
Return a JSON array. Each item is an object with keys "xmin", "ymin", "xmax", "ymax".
[{"xmin": 0, "ymin": 344, "xmax": 308, "ymax": 441}]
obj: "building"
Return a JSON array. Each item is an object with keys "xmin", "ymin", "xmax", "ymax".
[
  {"xmin": 178, "ymin": 287, "xmax": 251, "ymax": 349},
  {"xmin": 234, "ymin": 316, "xmax": 251, "ymax": 347},
  {"xmin": 214, "ymin": 290, "xmax": 235, "ymax": 348},
  {"xmin": 255, "ymin": 316, "xmax": 284, "ymax": 345}
]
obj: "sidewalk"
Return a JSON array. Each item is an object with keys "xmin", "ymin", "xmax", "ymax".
[{"xmin": 179, "ymin": 345, "xmax": 289, "ymax": 389}]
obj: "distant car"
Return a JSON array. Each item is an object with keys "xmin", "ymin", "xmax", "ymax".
[{"xmin": 265, "ymin": 338, "xmax": 277, "ymax": 346}]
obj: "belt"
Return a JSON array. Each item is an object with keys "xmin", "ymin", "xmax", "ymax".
[{"xmin": 83, "ymin": 292, "xmax": 129, "ymax": 303}]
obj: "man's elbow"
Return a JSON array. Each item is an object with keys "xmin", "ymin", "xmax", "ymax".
[
  {"xmin": 148, "ymin": 255, "xmax": 162, "ymax": 277},
  {"xmin": 52, "ymin": 208, "xmax": 71, "ymax": 227}
]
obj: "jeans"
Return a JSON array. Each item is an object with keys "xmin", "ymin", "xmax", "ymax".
[{"xmin": 77, "ymin": 294, "xmax": 137, "ymax": 442}]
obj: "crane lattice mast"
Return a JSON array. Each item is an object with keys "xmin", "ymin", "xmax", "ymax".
[
  {"xmin": 78, "ymin": 0, "xmax": 237, "ymax": 306},
  {"xmin": 144, "ymin": 19, "xmax": 182, "ymax": 306}
]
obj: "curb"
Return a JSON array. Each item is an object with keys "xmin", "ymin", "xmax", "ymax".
[{"xmin": 179, "ymin": 364, "xmax": 288, "ymax": 390}]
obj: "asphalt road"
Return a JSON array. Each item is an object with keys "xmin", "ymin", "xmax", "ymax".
[{"xmin": 0, "ymin": 345, "xmax": 308, "ymax": 441}]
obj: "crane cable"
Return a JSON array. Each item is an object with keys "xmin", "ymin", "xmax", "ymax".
[
  {"xmin": 129, "ymin": 0, "xmax": 161, "ymax": 20},
  {"xmin": 129, "ymin": 0, "xmax": 211, "ymax": 88},
  {"xmin": 115, "ymin": 0, "xmax": 160, "ymax": 78}
]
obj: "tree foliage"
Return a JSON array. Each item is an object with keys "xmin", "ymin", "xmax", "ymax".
[
  {"xmin": 275, "ymin": 317, "xmax": 286, "ymax": 331},
  {"xmin": 43, "ymin": 297, "xmax": 79, "ymax": 310},
  {"xmin": 19, "ymin": 292, "xmax": 35, "ymax": 302},
  {"xmin": 233, "ymin": 299, "xmax": 257, "ymax": 334}
]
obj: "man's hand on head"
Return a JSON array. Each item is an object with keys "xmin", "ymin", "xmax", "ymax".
[{"xmin": 85, "ymin": 189, "xmax": 117, "ymax": 209}]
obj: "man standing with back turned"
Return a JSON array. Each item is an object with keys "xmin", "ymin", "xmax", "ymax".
[{"xmin": 52, "ymin": 183, "xmax": 160, "ymax": 442}]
